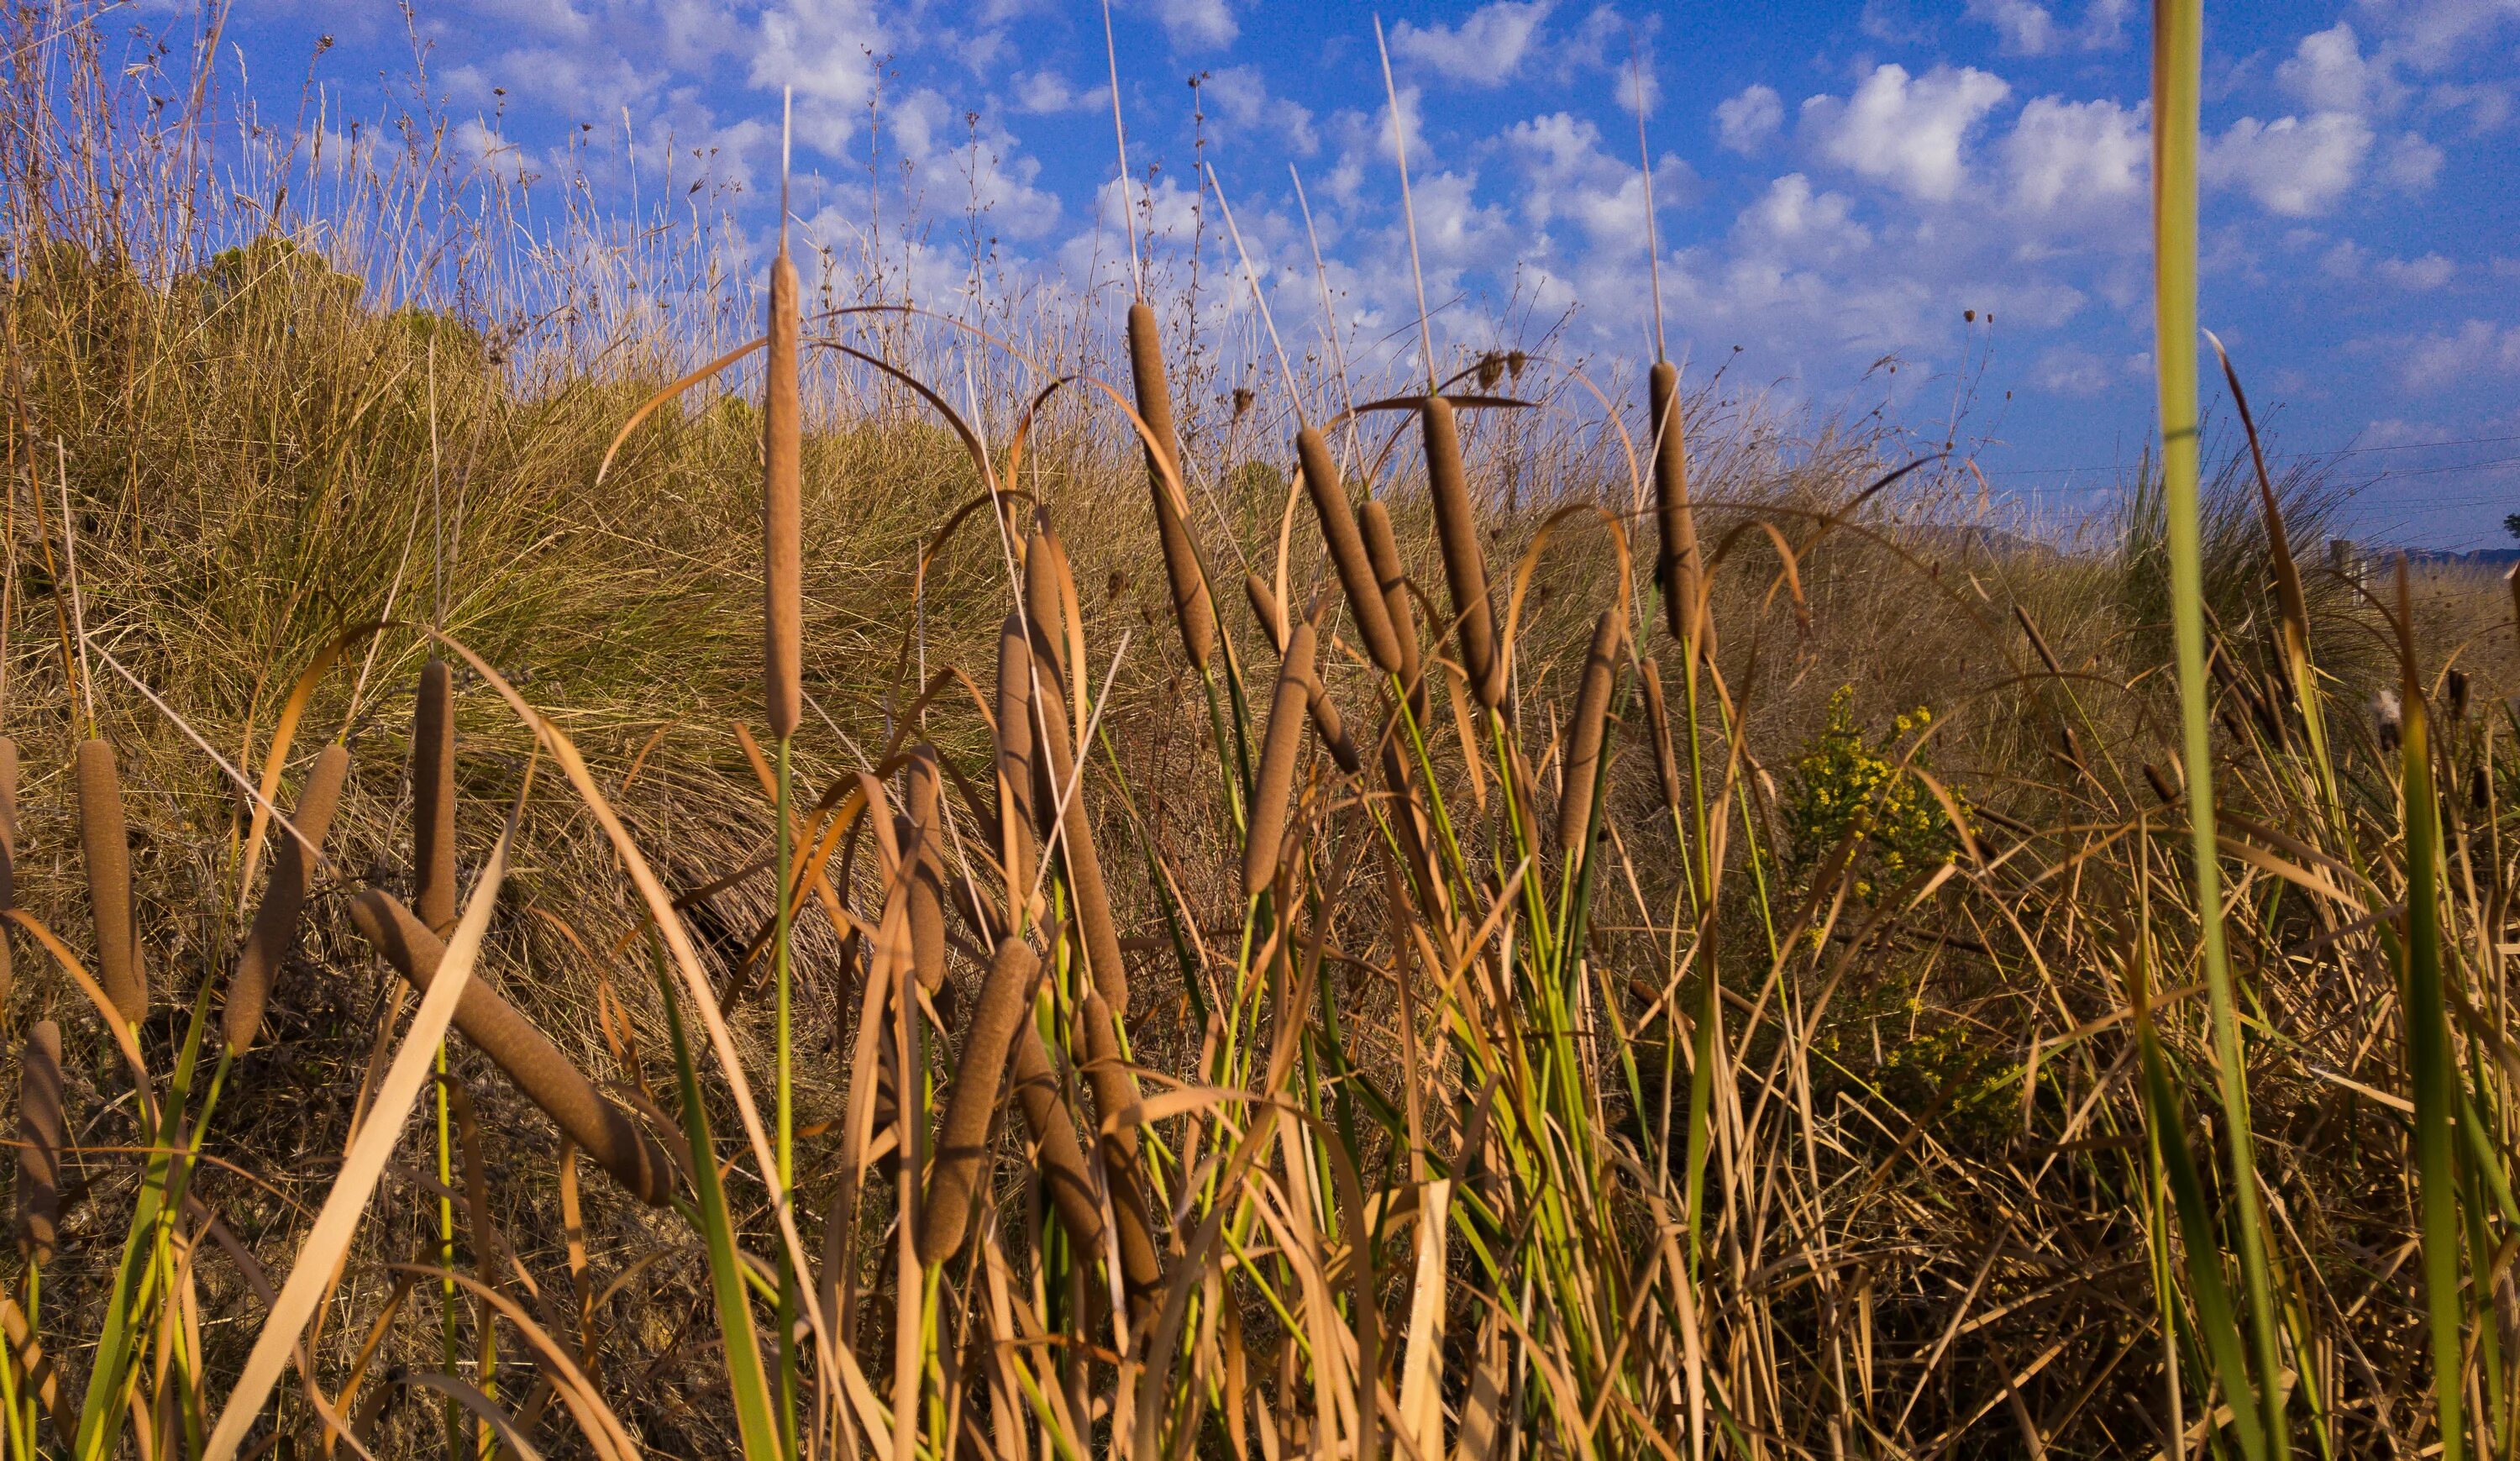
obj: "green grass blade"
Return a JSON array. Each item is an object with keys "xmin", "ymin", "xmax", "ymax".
[{"xmin": 2400, "ymin": 649, "xmax": 2467, "ymax": 1461}]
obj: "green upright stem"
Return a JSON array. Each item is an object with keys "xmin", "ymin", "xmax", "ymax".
[
  {"xmin": 2155, "ymin": 0, "xmax": 2287, "ymax": 1448},
  {"xmin": 774, "ymin": 732, "xmax": 799, "ymax": 1461}
]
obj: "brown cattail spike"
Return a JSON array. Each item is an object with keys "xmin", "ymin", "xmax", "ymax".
[
  {"xmin": 1244, "ymin": 573, "xmax": 1286, "ymax": 656},
  {"xmin": 918, "ymin": 938, "xmax": 1041, "ymax": 1263},
  {"xmin": 1081, "ymin": 991, "xmax": 1163, "ymax": 1301},
  {"xmin": 1638, "ymin": 654, "xmax": 1685, "ymax": 818},
  {"xmin": 764, "ymin": 245, "xmax": 804, "ymax": 739},
  {"xmin": 225, "ymin": 742, "xmax": 350, "ymax": 1056},
  {"xmin": 76, "ymin": 738, "xmax": 144, "ymax": 1025},
  {"xmin": 1128, "ymin": 302, "xmax": 1215, "ymax": 670},
  {"xmin": 413, "ymin": 660, "xmax": 459, "ymax": 935},
  {"xmin": 349, "ymin": 891, "xmax": 674, "ymax": 1206},
  {"xmin": 1360, "ymin": 500, "xmax": 1430, "ymax": 722},
  {"xmin": 1244, "ymin": 576, "xmax": 1361, "ymax": 773},
  {"xmin": 994, "ymin": 614, "xmax": 1038, "ymax": 915},
  {"xmin": 1245, "ymin": 620, "xmax": 1316, "ymax": 901},
  {"xmin": 1649, "ymin": 360, "xmax": 1701, "ymax": 646},
  {"xmin": 17, "ymin": 1019, "xmax": 61, "ymax": 1266},
  {"xmin": 1299, "ymin": 428, "xmax": 1404, "ymax": 675},
  {"xmin": 1557, "ymin": 612, "xmax": 1623, "ymax": 859},
  {"xmin": 1025, "ymin": 633, "xmax": 1131, "ymax": 1019},
  {"xmin": 1421, "ymin": 397, "xmax": 1503, "ymax": 707},
  {"xmin": 904, "ymin": 746, "xmax": 948, "ymax": 999},
  {"xmin": 1009, "ymin": 1021, "xmax": 1104, "ymax": 1259},
  {"xmin": 0, "ymin": 736, "xmax": 16, "ymax": 1004},
  {"xmin": 1024, "ymin": 527, "xmax": 1069, "ymax": 687}
]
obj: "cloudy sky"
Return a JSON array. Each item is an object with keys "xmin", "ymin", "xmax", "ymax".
[{"xmin": 230, "ymin": 0, "xmax": 2520, "ymax": 548}]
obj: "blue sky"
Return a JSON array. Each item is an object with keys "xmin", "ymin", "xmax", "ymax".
[{"xmin": 224, "ymin": 0, "xmax": 2520, "ymax": 547}]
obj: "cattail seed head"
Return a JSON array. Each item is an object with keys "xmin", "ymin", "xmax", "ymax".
[
  {"xmin": 1556, "ymin": 612, "xmax": 1622, "ymax": 858},
  {"xmin": 994, "ymin": 614, "xmax": 1038, "ymax": 912},
  {"xmin": 764, "ymin": 247, "xmax": 804, "ymax": 739},
  {"xmin": 17, "ymin": 1019, "xmax": 61, "ymax": 1266},
  {"xmin": 1420, "ymin": 397, "xmax": 1502, "ymax": 707},
  {"xmin": 1299, "ymin": 428, "xmax": 1404, "ymax": 675},
  {"xmin": 1081, "ymin": 989, "xmax": 1162, "ymax": 1300},
  {"xmin": 1023, "ymin": 526, "xmax": 1069, "ymax": 686},
  {"xmin": 76, "ymin": 738, "xmax": 144, "ymax": 1026},
  {"xmin": 919, "ymin": 938, "xmax": 1040, "ymax": 1263},
  {"xmin": 1128, "ymin": 302, "xmax": 1215, "ymax": 670},
  {"xmin": 413, "ymin": 660, "xmax": 459, "ymax": 934},
  {"xmin": 1245, "ymin": 621, "xmax": 1316, "ymax": 901},
  {"xmin": 2144, "ymin": 761, "xmax": 2180, "ymax": 805},
  {"xmin": 1637, "ymin": 654, "xmax": 1685, "ymax": 818},
  {"xmin": 1650, "ymin": 360, "xmax": 1701, "ymax": 647},
  {"xmin": 1359, "ymin": 500, "xmax": 1430, "ymax": 722},
  {"xmin": 1025, "ymin": 641, "xmax": 1131, "ymax": 1018},
  {"xmin": 904, "ymin": 746, "xmax": 948, "ymax": 998},
  {"xmin": 225, "ymin": 741, "xmax": 350, "ymax": 1056},
  {"xmin": 1244, "ymin": 573, "xmax": 1285, "ymax": 656},
  {"xmin": 0, "ymin": 736, "xmax": 17, "ymax": 1003},
  {"xmin": 349, "ymin": 891, "xmax": 673, "ymax": 1206},
  {"xmin": 1009, "ymin": 1020, "xmax": 1104, "ymax": 1259}
]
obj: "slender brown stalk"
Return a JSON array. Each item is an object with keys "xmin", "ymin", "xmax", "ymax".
[
  {"xmin": 1082, "ymin": 989, "xmax": 1162, "ymax": 1301},
  {"xmin": 348, "ymin": 891, "xmax": 673, "ymax": 1206},
  {"xmin": 0, "ymin": 735, "xmax": 15, "ymax": 1003},
  {"xmin": 1245, "ymin": 620, "xmax": 1316, "ymax": 901},
  {"xmin": 16, "ymin": 1018, "xmax": 60, "ymax": 1267},
  {"xmin": 764, "ymin": 240, "xmax": 803, "ymax": 739},
  {"xmin": 1421, "ymin": 397, "xmax": 1502, "ymax": 706},
  {"xmin": 412, "ymin": 659, "xmax": 458, "ymax": 934},
  {"xmin": 1557, "ymin": 612, "xmax": 1622, "ymax": 859},
  {"xmin": 1299, "ymin": 427, "xmax": 1403, "ymax": 674},
  {"xmin": 1128, "ymin": 302, "xmax": 1215, "ymax": 670},
  {"xmin": 918, "ymin": 938, "xmax": 1040, "ymax": 1263},
  {"xmin": 76, "ymin": 738, "xmax": 144, "ymax": 1025},
  {"xmin": 225, "ymin": 742, "xmax": 350, "ymax": 1055},
  {"xmin": 1360, "ymin": 499, "xmax": 1430, "ymax": 720},
  {"xmin": 995, "ymin": 613, "xmax": 1038, "ymax": 917},
  {"xmin": 1650, "ymin": 360, "xmax": 1700, "ymax": 646}
]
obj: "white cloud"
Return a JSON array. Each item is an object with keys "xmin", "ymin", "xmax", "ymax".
[
  {"xmin": 2397, "ymin": 319, "xmax": 2520, "ymax": 390},
  {"xmin": 1715, "ymin": 85, "xmax": 1783, "ymax": 154},
  {"xmin": 2202, "ymin": 112, "xmax": 2373, "ymax": 216},
  {"xmin": 2376, "ymin": 252, "xmax": 2455, "ymax": 288},
  {"xmin": 1802, "ymin": 64, "xmax": 2012, "ymax": 202},
  {"xmin": 2378, "ymin": 130, "xmax": 2446, "ymax": 190},
  {"xmin": 751, "ymin": 1, "xmax": 885, "ymax": 155},
  {"xmin": 1501, "ymin": 112, "xmax": 1693, "ymax": 243},
  {"xmin": 1734, "ymin": 174, "xmax": 1871, "ymax": 261},
  {"xmin": 2003, "ymin": 95, "xmax": 2146, "ymax": 218},
  {"xmin": 1143, "ymin": 0, "xmax": 1236, "ymax": 50},
  {"xmin": 2278, "ymin": 24, "xmax": 2402, "ymax": 114},
  {"xmin": 2323, "ymin": 239, "xmax": 2366, "ymax": 277},
  {"xmin": 1971, "ymin": 0, "xmax": 2059, "ymax": 55},
  {"xmin": 1011, "ymin": 71, "xmax": 1105, "ymax": 116},
  {"xmin": 1203, "ymin": 66, "xmax": 1319, "ymax": 156},
  {"xmin": 1389, "ymin": 1, "xmax": 1555, "ymax": 86},
  {"xmin": 2034, "ymin": 344, "xmax": 2114, "ymax": 396}
]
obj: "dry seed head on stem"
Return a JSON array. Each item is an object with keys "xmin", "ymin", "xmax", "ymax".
[
  {"xmin": 0, "ymin": 736, "xmax": 15, "ymax": 1002},
  {"xmin": 349, "ymin": 890, "xmax": 673, "ymax": 1206},
  {"xmin": 1649, "ymin": 360, "xmax": 1700, "ymax": 646},
  {"xmin": 1300, "ymin": 426, "xmax": 1404, "ymax": 675},
  {"xmin": 16, "ymin": 1017, "xmax": 60, "ymax": 1266},
  {"xmin": 413, "ymin": 659, "xmax": 459, "ymax": 934},
  {"xmin": 1129, "ymin": 302, "xmax": 1215, "ymax": 670},
  {"xmin": 224, "ymin": 741, "xmax": 350, "ymax": 1056},
  {"xmin": 1009, "ymin": 1017, "xmax": 1105, "ymax": 1259},
  {"xmin": 1557, "ymin": 611, "xmax": 1622, "ymax": 858},
  {"xmin": 1420, "ymin": 397, "xmax": 1503, "ymax": 707},
  {"xmin": 904, "ymin": 744, "xmax": 948, "ymax": 998},
  {"xmin": 1245, "ymin": 618, "xmax": 1316, "ymax": 901},
  {"xmin": 918, "ymin": 936, "xmax": 1040, "ymax": 1263},
  {"xmin": 994, "ymin": 613, "xmax": 1038, "ymax": 915},
  {"xmin": 1025, "ymin": 621, "xmax": 1131, "ymax": 1018},
  {"xmin": 1360, "ymin": 499, "xmax": 1430, "ymax": 721},
  {"xmin": 76, "ymin": 738, "xmax": 144, "ymax": 1025},
  {"xmin": 764, "ymin": 244, "xmax": 804, "ymax": 739},
  {"xmin": 1082, "ymin": 987, "xmax": 1163, "ymax": 1302}
]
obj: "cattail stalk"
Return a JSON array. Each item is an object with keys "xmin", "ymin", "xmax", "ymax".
[
  {"xmin": 1557, "ymin": 612, "xmax": 1622, "ymax": 860},
  {"xmin": 1081, "ymin": 991, "xmax": 1162, "ymax": 1301},
  {"xmin": 76, "ymin": 738, "xmax": 144, "ymax": 1025},
  {"xmin": 225, "ymin": 742, "xmax": 350, "ymax": 1055},
  {"xmin": 1299, "ymin": 428, "xmax": 1403, "ymax": 674},
  {"xmin": 1009, "ymin": 1019, "xmax": 1104, "ymax": 1260},
  {"xmin": 1420, "ymin": 397, "xmax": 1502, "ymax": 707},
  {"xmin": 17, "ymin": 1019, "xmax": 61, "ymax": 1266},
  {"xmin": 1128, "ymin": 302, "xmax": 1215, "ymax": 670},
  {"xmin": 349, "ymin": 891, "xmax": 672, "ymax": 1206},
  {"xmin": 0, "ymin": 736, "xmax": 16, "ymax": 1003},
  {"xmin": 995, "ymin": 613, "xmax": 1038, "ymax": 917},
  {"xmin": 918, "ymin": 938, "xmax": 1040, "ymax": 1263},
  {"xmin": 764, "ymin": 248, "xmax": 804, "ymax": 740},
  {"xmin": 413, "ymin": 660, "xmax": 458, "ymax": 934},
  {"xmin": 1650, "ymin": 360, "xmax": 1702, "ymax": 648},
  {"xmin": 1360, "ymin": 500, "xmax": 1430, "ymax": 723},
  {"xmin": 1244, "ymin": 621, "xmax": 1316, "ymax": 901}
]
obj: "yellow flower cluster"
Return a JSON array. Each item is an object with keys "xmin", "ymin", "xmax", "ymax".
[{"xmin": 1784, "ymin": 687, "xmax": 1966, "ymax": 902}]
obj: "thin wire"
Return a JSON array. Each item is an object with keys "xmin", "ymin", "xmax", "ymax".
[
  {"xmin": 1375, "ymin": 18, "xmax": 1438, "ymax": 397},
  {"xmin": 1103, "ymin": 0, "xmax": 1142, "ymax": 301},
  {"xmin": 1630, "ymin": 32, "xmax": 1665, "ymax": 365},
  {"xmin": 57, "ymin": 444, "xmax": 93, "ymax": 734}
]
